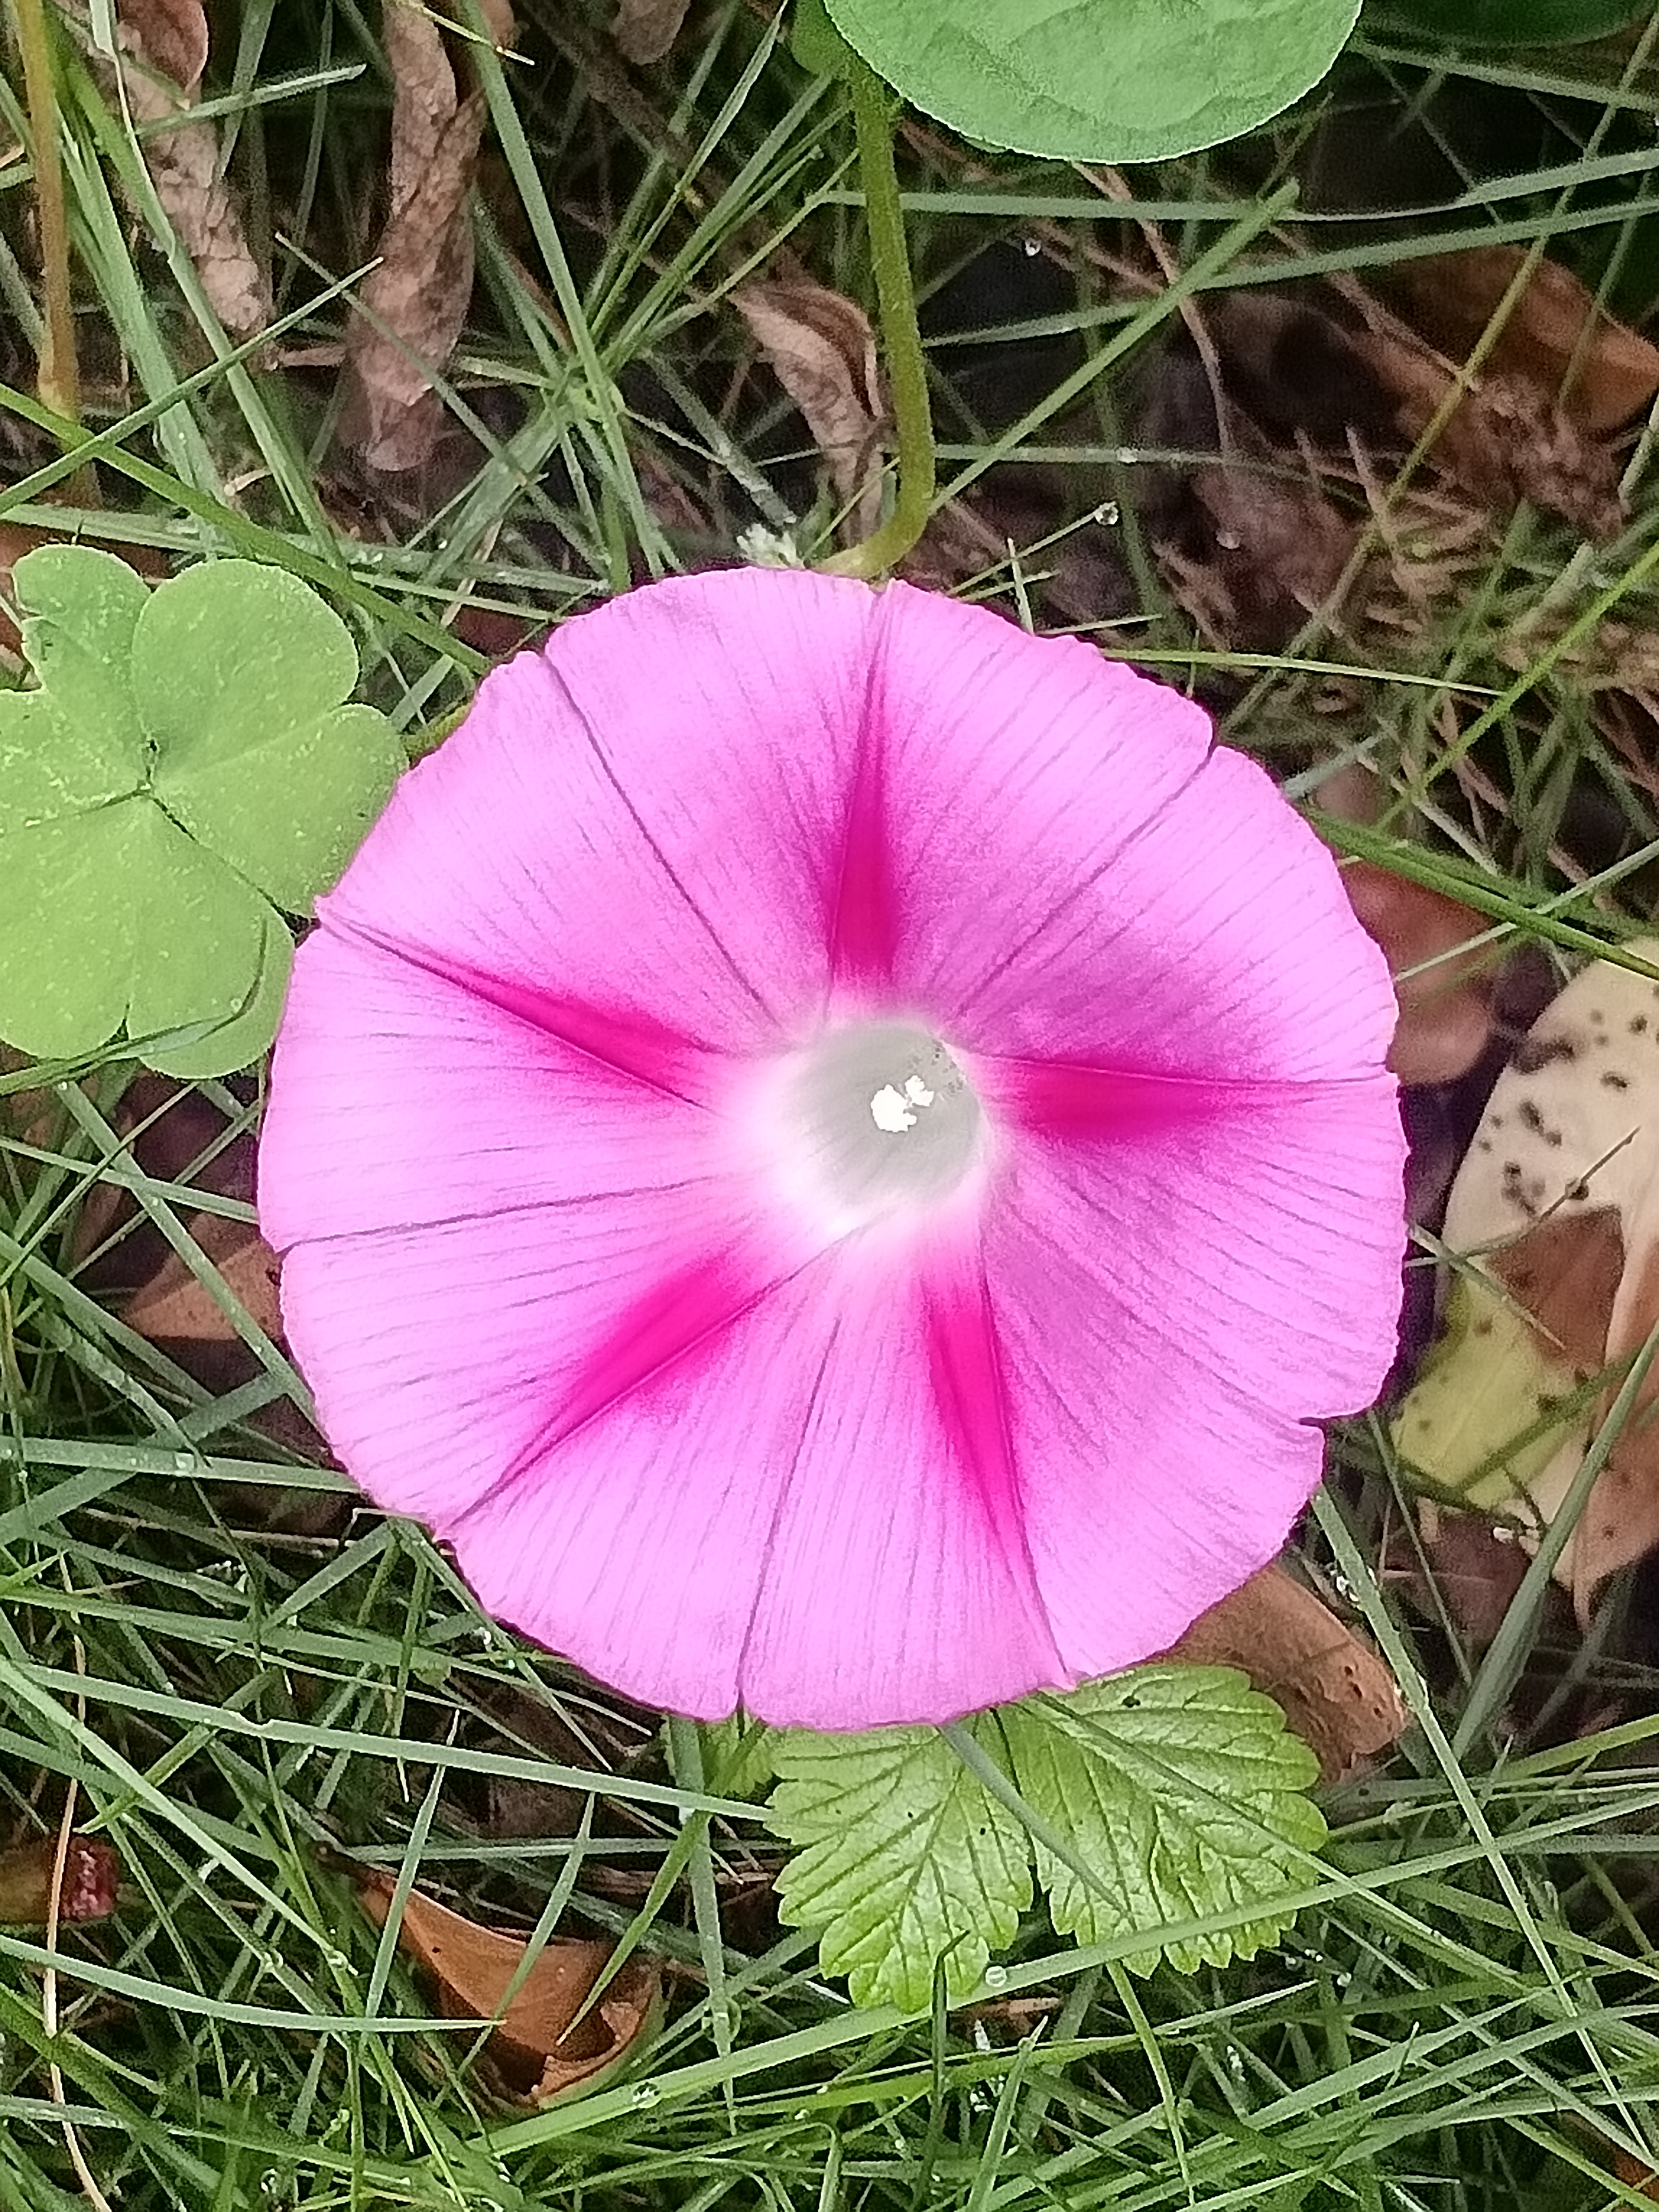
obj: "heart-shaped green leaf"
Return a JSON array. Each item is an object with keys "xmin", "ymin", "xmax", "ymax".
[{"xmin": 820, "ymin": 0, "xmax": 1361, "ymax": 160}]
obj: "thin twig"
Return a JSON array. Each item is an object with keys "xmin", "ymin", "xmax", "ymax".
[{"xmin": 11, "ymin": 0, "xmax": 81, "ymax": 426}]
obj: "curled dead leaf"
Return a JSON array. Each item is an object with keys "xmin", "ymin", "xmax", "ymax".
[
  {"xmin": 1318, "ymin": 767, "xmax": 1498, "ymax": 1085},
  {"xmin": 1350, "ymin": 319, "xmax": 1625, "ymax": 541},
  {"xmin": 611, "ymin": 0, "xmax": 692, "ymax": 64},
  {"xmin": 1390, "ymin": 245, "xmax": 1659, "ymax": 437},
  {"xmin": 1168, "ymin": 1562, "xmax": 1407, "ymax": 1784},
  {"xmin": 68, "ymin": 0, "xmax": 273, "ymax": 345},
  {"xmin": 339, "ymin": 0, "xmax": 516, "ymax": 475},
  {"xmin": 1169, "ymin": 455, "xmax": 1357, "ymax": 651},
  {"xmin": 734, "ymin": 281, "xmax": 884, "ymax": 539},
  {"xmin": 356, "ymin": 1872, "xmax": 659, "ymax": 2106}
]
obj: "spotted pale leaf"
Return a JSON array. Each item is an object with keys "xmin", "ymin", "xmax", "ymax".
[
  {"xmin": 767, "ymin": 1667, "xmax": 1325, "ymax": 2008},
  {"xmin": 1397, "ymin": 942, "xmax": 1659, "ymax": 1609},
  {"xmin": 0, "ymin": 548, "xmax": 405, "ymax": 1076}
]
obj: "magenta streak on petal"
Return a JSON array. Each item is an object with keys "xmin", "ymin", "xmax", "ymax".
[
  {"xmin": 828, "ymin": 609, "xmax": 900, "ymax": 994},
  {"xmin": 994, "ymin": 1058, "xmax": 1361, "ymax": 1142},
  {"xmin": 451, "ymin": 1246, "xmax": 808, "ymax": 1524},
  {"xmin": 924, "ymin": 1256, "xmax": 1063, "ymax": 1673},
  {"xmin": 325, "ymin": 914, "xmax": 719, "ymax": 1109}
]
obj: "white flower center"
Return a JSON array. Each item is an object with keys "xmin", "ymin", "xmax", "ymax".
[{"xmin": 765, "ymin": 1021, "xmax": 984, "ymax": 1236}]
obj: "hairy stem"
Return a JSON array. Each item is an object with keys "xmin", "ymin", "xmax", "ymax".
[{"xmin": 825, "ymin": 50, "xmax": 935, "ymax": 581}]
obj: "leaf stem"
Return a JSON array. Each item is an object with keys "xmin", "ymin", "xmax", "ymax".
[
  {"xmin": 825, "ymin": 50, "xmax": 935, "ymax": 581},
  {"xmin": 11, "ymin": 0, "xmax": 80, "ymax": 429}
]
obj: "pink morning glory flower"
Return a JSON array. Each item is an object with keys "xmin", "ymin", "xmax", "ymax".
[{"xmin": 258, "ymin": 569, "xmax": 1404, "ymax": 1731}]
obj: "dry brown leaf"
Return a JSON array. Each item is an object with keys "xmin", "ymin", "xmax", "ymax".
[
  {"xmin": 1318, "ymin": 767, "xmax": 1498, "ymax": 1084},
  {"xmin": 1174, "ymin": 458, "xmax": 1357, "ymax": 649},
  {"xmin": 122, "ymin": 1211, "xmax": 282, "ymax": 1344},
  {"xmin": 1343, "ymin": 863, "xmax": 1498, "ymax": 1085},
  {"xmin": 734, "ymin": 281, "xmax": 884, "ymax": 537},
  {"xmin": 611, "ymin": 0, "xmax": 692, "ymax": 64},
  {"xmin": 339, "ymin": 0, "xmax": 515, "ymax": 474},
  {"xmin": 356, "ymin": 1872, "xmax": 659, "ymax": 2105},
  {"xmin": 83, "ymin": 0, "xmax": 273, "ymax": 344},
  {"xmin": 1168, "ymin": 1563, "xmax": 1407, "ymax": 1784},
  {"xmin": 1391, "ymin": 245, "xmax": 1659, "ymax": 437},
  {"xmin": 1415, "ymin": 1512, "xmax": 1529, "ymax": 1647},
  {"xmin": 115, "ymin": 1196, "xmax": 331, "ymax": 1479},
  {"xmin": 1351, "ymin": 321, "xmax": 1625, "ymax": 541},
  {"xmin": 1613, "ymin": 2149, "xmax": 1659, "ymax": 2201},
  {"xmin": 0, "ymin": 1837, "xmax": 120, "ymax": 1927}
]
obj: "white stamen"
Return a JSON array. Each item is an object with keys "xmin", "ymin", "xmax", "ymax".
[
  {"xmin": 870, "ymin": 1073, "xmax": 938, "ymax": 1132},
  {"xmin": 758, "ymin": 1020, "xmax": 984, "ymax": 1236},
  {"xmin": 871, "ymin": 1084, "xmax": 915, "ymax": 1132}
]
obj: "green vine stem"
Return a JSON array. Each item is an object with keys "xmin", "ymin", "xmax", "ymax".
[
  {"xmin": 11, "ymin": 0, "xmax": 80, "ymax": 431},
  {"xmin": 825, "ymin": 48, "xmax": 935, "ymax": 581}
]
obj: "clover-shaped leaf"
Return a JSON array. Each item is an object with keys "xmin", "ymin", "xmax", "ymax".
[{"xmin": 0, "ymin": 548, "xmax": 406, "ymax": 1077}]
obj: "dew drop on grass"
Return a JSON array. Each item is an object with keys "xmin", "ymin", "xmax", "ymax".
[
  {"xmin": 982, "ymin": 1963, "xmax": 1008, "ymax": 1988},
  {"xmin": 630, "ymin": 2082, "xmax": 660, "ymax": 2108}
]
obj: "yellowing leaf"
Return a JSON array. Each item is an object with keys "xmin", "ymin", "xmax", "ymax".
[
  {"xmin": 1394, "ymin": 1267, "xmax": 1590, "ymax": 1523},
  {"xmin": 1396, "ymin": 942, "xmax": 1659, "ymax": 1611}
]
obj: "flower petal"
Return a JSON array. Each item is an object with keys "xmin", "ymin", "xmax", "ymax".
[
  {"xmin": 982, "ymin": 1074, "xmax": 1405, "ymax": 1673},
  {"xmin": 734, "ymin": 1238, "xmax": 1065, "ymax": 1727},
  {"xmin": 317, "ymin": 569, "xmax": 884, "ymax": 1056},
  {"xmin": 867, "ymin": 588, "xmax": 1395, "ymax": 1081},
  {"xmin": 281, "ymin": 1205, "xmax": 1067, "ymax": 1723},
  {"xmin": 262, "ymin": 569, "xmax": 1407, "ymax": 1730},
  {"xmin": 260, "ymin": 927, "xmax": 725, "ymax": 1247}
]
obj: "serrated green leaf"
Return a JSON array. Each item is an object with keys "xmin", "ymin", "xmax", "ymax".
[
  {"xmin": 1003, "ymin": 1667, "xmax": 1325, "ymax": 1976},
  {"xmin": 768, "ymin": 1716, "xmax": 1031, "ymax": 2009},
  {"xmin": 699, "ymin": 1714, "xmax": 783, "ymax": 1802},
  {"xmin": 0, "ymin": 547, "xmax": 404, "ymax": 1074},
  {"xmin": 821, "ymin": 0, "xmax": 1360, "ymax": 161}
]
